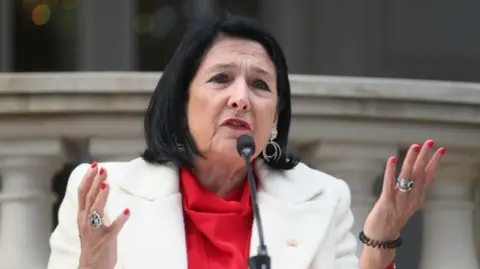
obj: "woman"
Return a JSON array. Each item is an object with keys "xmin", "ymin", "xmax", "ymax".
[{"xmin": 48, "ymin": 12, "xmax": 446, "ymax": 269}]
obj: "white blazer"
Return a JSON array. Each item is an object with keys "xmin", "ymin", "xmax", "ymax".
[{"xmin": 48, "ymin": 158, "xmax": 359, "ymax": 269}]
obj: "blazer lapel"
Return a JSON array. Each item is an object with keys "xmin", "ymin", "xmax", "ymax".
[
  {"xmin": 250, "ymin": 161, "xmax": 337, "ymax": 269},
  {"xmin": 114, "ymin": 159, "xmax": 187, "ymax": 269}
]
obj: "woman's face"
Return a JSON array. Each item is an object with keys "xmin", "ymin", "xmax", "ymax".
[{"xmin": 187, "ymin": 36, "xmax": 278, "ymax": 163}]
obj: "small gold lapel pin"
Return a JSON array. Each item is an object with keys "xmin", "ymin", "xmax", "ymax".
[{"xmin": 286, "ymin": 239, "xmax": 298, "ymax": 247}]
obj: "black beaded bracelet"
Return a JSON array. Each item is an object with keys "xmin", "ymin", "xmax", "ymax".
[{"xmin": 358, "ymin": 231, "xmax": 403, "ymax": 249}]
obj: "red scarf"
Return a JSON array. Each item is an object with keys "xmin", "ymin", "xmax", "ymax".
[{"xmin": 180, "ymin": 168, "xmax": 253, "ymax": 269}]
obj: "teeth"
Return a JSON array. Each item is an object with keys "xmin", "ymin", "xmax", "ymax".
[{"xmin": 229, "ymin": 121, "xmax": 244, "ymax": 126}]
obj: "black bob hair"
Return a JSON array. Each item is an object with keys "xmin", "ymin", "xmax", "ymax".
[{"xmin": 141, "ymin": 11, "xmax": 299, "ymax": 170}]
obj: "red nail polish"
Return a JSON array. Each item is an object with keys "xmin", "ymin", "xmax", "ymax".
[
  {"xmin": 100, "ymin": 181, "xmax": 107, "ymax": 190},
  {"xmin": 91, "ymin": 162, "xmax": 97, "ymax": 169},
  {"xmin": 412, "ymin": 144, "xmax": 420, "ymax": 152},
  {"xmin": 439, "ymin": 147, "xmax": 447, "ymax": 155},
  {"xmin": 123, "ymin": 208, "xmax": 130, "ymax": 215},
  {"xmin": 390, "ymin": 157, "xmax": 397, "ymax": 165},
  {"xmin": 427, "ymin": 140, "xmax": 434, "ymax": 148},
  {"xmin": 99, "ymin": 168, "xmax": 105, "ymax": 176}
]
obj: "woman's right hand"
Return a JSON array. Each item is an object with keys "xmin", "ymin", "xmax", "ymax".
[{"xmin": 77, "ymin": 162, "xmax": 130, "ymax": 269}]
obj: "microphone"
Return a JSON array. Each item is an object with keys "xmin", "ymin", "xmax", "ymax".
[{"xmin": 236, "ymin": 135, "xmax": 270, "ymax": 269}]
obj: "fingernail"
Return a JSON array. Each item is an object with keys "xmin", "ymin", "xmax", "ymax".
[
  {"xmin": 99, "ymin": 168, "xmax": 105, "ymax": 176},
  {"xmin": 426, "ymin": 140, "xmax": 434, "ymax": 148},
  {"xmin": 91, "ymin": 161, "xmax": 97, "ymax": 169},
  {"xmin": 123, "ymin": 208, "xmax": 130, "ymax": 215},
  {"xmin": 412, "ymin": 144, "xmax": 420, "ymax": 152},
  {"xmin": 100, "ymin": 181, "xmax": 107, "ymax": 190},
  {"xmin": 390, "ymin": 157, "xmax": 397, "ymax": 165},
  {"xmin": 439, "ymin": 147, "xmax": 447, "ymax": 155}
]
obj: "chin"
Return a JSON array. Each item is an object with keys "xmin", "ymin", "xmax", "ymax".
[
  {"xmin": 213, "ymin": 143, "xmax": 242, "ymax": 160},
  {"xmin": 207, "ymin": 135, "xmax": 254, "ymax": 161},
  {"xmin": 219, "ymin": 147, "xmax": 241, "ymax": 159}
]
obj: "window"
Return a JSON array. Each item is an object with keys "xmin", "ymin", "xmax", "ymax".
[{"xmin": 14, "ymin": 0, "xmax": 77, "ymax": 71}]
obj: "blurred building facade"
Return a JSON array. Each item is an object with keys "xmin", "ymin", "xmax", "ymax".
[{"xmin": 0, "ymin": 1, "xmax": 479, "ymax": 269}]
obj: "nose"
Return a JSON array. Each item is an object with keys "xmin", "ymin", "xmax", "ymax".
[{"xmin": 227, "ymin": 81, "xmax": 251, "ymax": 111}]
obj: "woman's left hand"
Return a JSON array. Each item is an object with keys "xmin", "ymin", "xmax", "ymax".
[{"xmin": 363, "ymin": 139, "xmax": 447, "ymax": 241}]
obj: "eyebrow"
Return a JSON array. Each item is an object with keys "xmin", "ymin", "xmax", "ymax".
[{"xmin": 207, "ymin": 63, "xmax": 274, "ymax": 79}]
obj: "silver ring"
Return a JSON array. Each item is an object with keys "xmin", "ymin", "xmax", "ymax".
[
  {"xmin": 396, "ymin": 178, "xmax": 414, "ymax": 192},
  {"xmin": 89, "ymin": 211, "xmax": 104, "ymax": 229}
]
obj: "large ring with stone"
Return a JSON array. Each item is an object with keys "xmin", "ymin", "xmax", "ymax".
[
  {"xmin": 88, "ymin": 211, "xmax": 104, "ymax": 229},
  {"xmin": 396, "ymin": 178, "xmax": 414, "ymax": 193}
]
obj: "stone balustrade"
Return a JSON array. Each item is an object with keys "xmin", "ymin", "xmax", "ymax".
[{"xmin": 0, "ymin": 72, "xmax": 479, "ymax": 269}]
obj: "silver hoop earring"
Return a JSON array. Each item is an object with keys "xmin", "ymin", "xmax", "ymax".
[
  {"xmin": 262, "ymin": 127, "xmax": 281, "ymax": 162},
  {"xmin": 173, "ymin": 133, "xmax": 185, "ymax": 151}
]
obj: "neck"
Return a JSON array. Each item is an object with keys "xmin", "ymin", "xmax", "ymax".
[{"xmin": 193, "ymin": 158, "xmax": 248, "ymax": 198}]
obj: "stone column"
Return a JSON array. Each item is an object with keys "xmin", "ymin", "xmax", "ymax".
[
  {"xmin": 419, "ymin": 151, "xmax": 479, "ymax": 269},
  {"xmin": 0, "ymin": 0, "xmax": 13, "ymax": 71},
  {"xmin": 89, "ymin": 138, "xmax": 145, "ymax": 162},
  {"xmin": 0, "ymin": 139, "xmax": 65, "ymax": 269},
  {"xmin": 305, "ymin": 141, "xmax": 397, "ymax": 256},
  {"xmin": 191, "ymin": 0, "xmax": 216, "ymax": 16},
  {"xmin": 77, "ymin": 0, "xmax": 136, "ymax": 71},
  {"xmin": 475, "ymin": 183, "xmax": 480, "ymax": 260},
  {"xmin": 259, "ymin": 0, "xmax": 314, "ymax": 73}
]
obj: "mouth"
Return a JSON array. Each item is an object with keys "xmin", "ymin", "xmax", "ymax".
[{"xmin": 221, "ymin": 118, "xmax": 252, "ymax": 131}]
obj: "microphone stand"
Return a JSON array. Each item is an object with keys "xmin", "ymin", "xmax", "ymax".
[{"xmin": 240, "ymin": 148, "xmax": 270, "ymax": 269}]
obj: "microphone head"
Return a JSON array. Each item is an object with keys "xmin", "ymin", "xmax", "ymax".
[{"xmin": 236, "ymin": 135, "xmax": 256, "ymax": 157}]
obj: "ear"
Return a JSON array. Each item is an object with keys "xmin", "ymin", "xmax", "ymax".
[
  {"xmin": 273, "ymin": 114, "xmax": 279, "ymax": 126},
  {"xmin": 272, "ymin": 121, "xmax": 278, "ymax": 129}
]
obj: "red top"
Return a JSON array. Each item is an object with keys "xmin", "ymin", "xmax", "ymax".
[
  {"xmin": 180, "ymin": 167, "xmax": 396, "ymax": 269},
  {"xmin": 180, "ymin": 168, "xmax": 253, "ymax": 269},
  {"xmin": 387, "ymin": 262, "xmax": 396, "ymax": 269}
]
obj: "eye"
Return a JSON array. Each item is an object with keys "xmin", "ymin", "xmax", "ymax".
[
  {"xmin": 208, "ymin": 73, "xmax": 231, "ymax": 84},
  {"xmin": 252, "ymin": 79, "xmax": 270, "ymax": 91}
]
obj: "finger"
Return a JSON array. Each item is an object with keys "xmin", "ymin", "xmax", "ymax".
[
  {"xmin": 78, "ymin": 162, "xmax": 99, "ymax": 211},
  {"xmin": 85, "ymin": 167, "xmax": 106, "ymax": 211},
  {"xmin": 381, "ymin": 156, "xmax": 397, "ymax": 198},
  {"xmin": 412, "ymin": 140, "xmax": 435, "ymax": 180},
  {"xmin": 424, "ymin": 147, "xmax": 447, "ymax": 189},
  {"xmin": 396, "ymin": 144, "xmax": 420, "ymax": 205},
  {"xmin": 91, "ymin": 180, "xmax": 109, "ymax": 216},
  {"xmin": 109, "ymin": 208, "xmax": 131, "ymax": 236},
  {"xmin": 398, "ymin": 144, "xmax": 421, "ymax": 180},
  {"xmin": 99, "ymin": 212, "xmax": 113, "ymax": 229}
]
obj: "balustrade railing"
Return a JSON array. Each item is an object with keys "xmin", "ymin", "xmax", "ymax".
[{"xmin": 0, "ymin": 72, "xmax": 478, "ymax": 269}]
